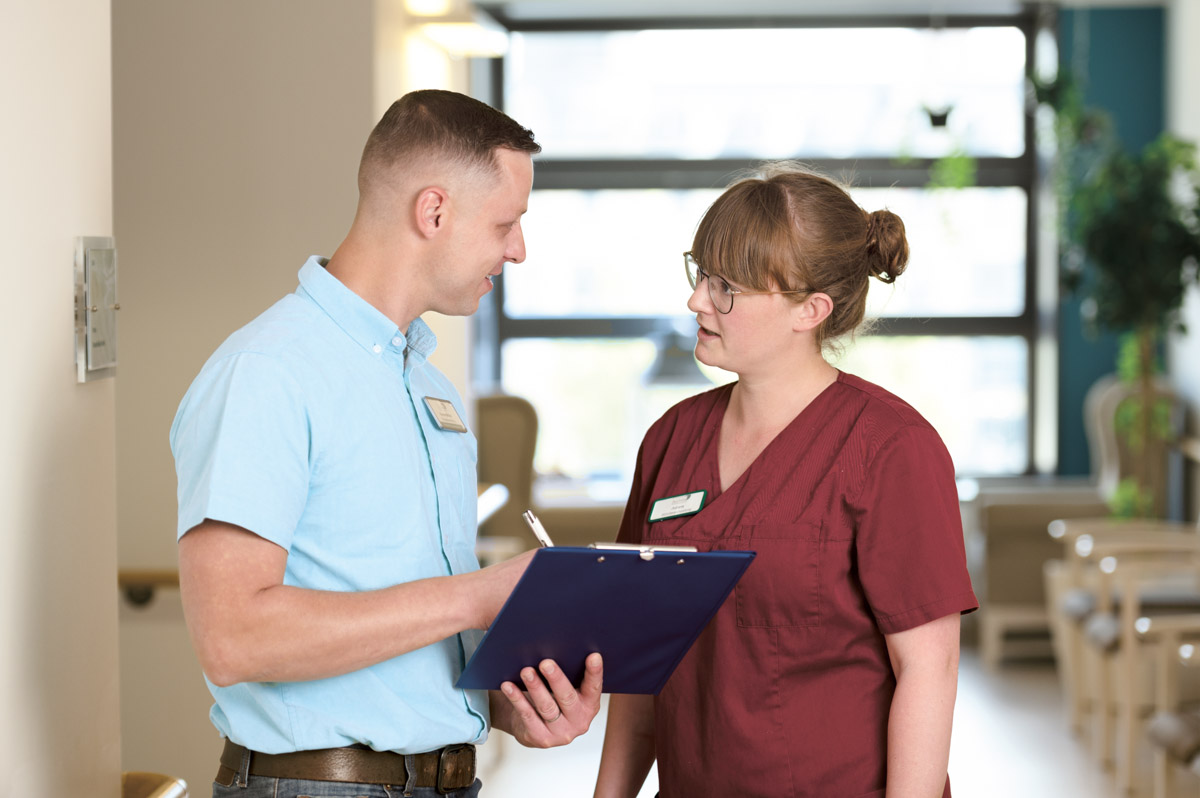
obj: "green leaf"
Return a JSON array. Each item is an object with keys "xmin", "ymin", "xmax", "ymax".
[
  {"xmin": 927, "ymin": 150, "xmax": 978, "ymax": 191},
  {"xmin": 1108, "ymin": 477, "xmax": 1155, "ymax": 519}
]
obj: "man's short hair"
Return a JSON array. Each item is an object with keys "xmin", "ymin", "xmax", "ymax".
[{"xmin": 359, "ymin": 89, "xmax": 540, "ymax": 192}]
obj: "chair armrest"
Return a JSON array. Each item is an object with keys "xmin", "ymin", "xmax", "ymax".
[
  {"xmin": 1136, "ymin": 613, "xmax": 1200, "ymax": 641},
  {"xmin": 1178, "ymin": 435, "xmax": 1200, "ymax": 465},
  {"xmin": 1079, "ymin": 534, "xmax": 1200, "ymax": 560},
  {"xmin": 1089, "ymin": 557, "xmax": 1200, "ymax": 621},
  {"xmin": 1050, "ymin": 517, "xmax": 1195, "ymax": 542}
]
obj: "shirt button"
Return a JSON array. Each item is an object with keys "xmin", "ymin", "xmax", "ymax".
[
  {"xmin": 372, "ymin": 344, "xmax": 382, "ymax": 354},
  {"xmin": 392, "ymin": 336, "xmax": 403, "ymax": 347}
]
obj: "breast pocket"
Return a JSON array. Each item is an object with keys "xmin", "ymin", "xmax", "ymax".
[{"xmin": 722, "ymin": 522, "xmax": 822, "ymax": 628}]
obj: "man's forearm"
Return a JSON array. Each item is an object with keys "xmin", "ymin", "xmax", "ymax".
[
  {"xmin": 179, "ymin": 520, "xmax": 530, "ymax": 686},
  {"xmin": 190, "ymin": 576, "xmax": 476, "ymax": 686}
]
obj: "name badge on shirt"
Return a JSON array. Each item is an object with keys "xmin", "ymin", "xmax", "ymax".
[
  {"xmin": 648, "ymin": 490, "xmax": 706, "ymax": 522},
  {"xmin": 423, "ymin": 396, "xmax": 468, "ymax": 433}
]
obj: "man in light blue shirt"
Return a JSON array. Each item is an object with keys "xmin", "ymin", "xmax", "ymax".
[{"xmin": 171, "ymin": 90, "xmax": 602, "ymax": 798}]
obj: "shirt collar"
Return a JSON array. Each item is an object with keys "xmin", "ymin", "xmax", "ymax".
[{"xmin": 296, "ymin": 256, "xmax": 438, "ymax": 364}]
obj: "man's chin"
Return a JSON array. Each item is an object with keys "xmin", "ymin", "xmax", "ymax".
[{"xmin": 459, "ymin": 295, "xmax": 485, "ymax": 317}]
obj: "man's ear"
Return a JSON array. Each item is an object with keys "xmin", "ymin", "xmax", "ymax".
[
  {"xmin": 414, "ymin": 186, "xmax": 449, "ymax": 239},
  {"xmin": 792, "ymin": 292, "xmax": 833, "ymax": 333}
]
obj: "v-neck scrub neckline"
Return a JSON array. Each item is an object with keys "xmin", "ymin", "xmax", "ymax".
[{"xmin": 705, "ymin": 373, "xmax": 841, "ymax": 504}]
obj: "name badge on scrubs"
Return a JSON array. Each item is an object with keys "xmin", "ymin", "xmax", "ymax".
[
  {"xmin": 648, "ymin": 490, "xmax": 706, "ymax": 522},
  {"xmin": 423, "ymin": 396, "xmax": 468, "ymax": 433}
]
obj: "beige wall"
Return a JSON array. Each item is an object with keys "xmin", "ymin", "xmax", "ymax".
[
  {"xmin": 376, "ymin": 0, "xmax": 477, "ymax": 422},
  {"xmin": 0, "ymin": 1, "xmax": 122, "ymax": 794},
  {"xmin": 112, "ymin": 0, "xmax": 374, "ymax": 571},
  {"xmin": 113, "ymin": 0, "xmax": 474, "ymax": 573},
  {"xmin": 1166, "ymin": 0, "xmax": 1200, "ymax": 519},
  {"xmin": 112, "ymin": 1, "xmax": 473, "ymax": 788},
  {"xmin": 112, "ymin": 1, "xmax": 373, "ymax": 786}
]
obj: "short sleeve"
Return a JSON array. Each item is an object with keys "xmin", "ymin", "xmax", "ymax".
[
  {"xmin": 852, "ymin": 424, "xmax": 978, "ymax": 635},
  {"xmin": 170, "ymin": 352, "xmax": 311, "ymax": 549}
]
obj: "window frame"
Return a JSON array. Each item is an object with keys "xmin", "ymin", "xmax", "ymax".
[{"xmin": 474, "ymin": 10, "xmax": 1051, "ymax": 477}]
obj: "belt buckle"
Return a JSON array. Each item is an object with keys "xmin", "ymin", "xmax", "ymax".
[{"xmin": 436, "ymin": 744, "xmax": 473, "ymax": 795}]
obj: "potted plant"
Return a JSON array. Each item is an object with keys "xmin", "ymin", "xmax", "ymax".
[{"xmin": 1058, "ymin": 116, "xmax": 1200, "ymax": 515}]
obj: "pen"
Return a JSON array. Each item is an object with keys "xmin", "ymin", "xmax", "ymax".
[{"xmin": 522, "ymin": 509, "xmax": 555, "ymax": 548}]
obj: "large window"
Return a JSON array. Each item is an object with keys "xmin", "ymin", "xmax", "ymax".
[{"xmin": 477, "ymin": 14, "xmax": 1044, "ymax": 485}]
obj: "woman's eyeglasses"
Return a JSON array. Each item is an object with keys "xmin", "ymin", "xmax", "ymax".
[{"xmin": 684, "ymin": 252, "xmax": 812, "ymax": 314}]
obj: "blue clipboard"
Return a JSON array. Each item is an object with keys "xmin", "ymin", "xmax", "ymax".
[{"xmin": 456, "ymin": 545, "xmax": 755, "ymax": 695}]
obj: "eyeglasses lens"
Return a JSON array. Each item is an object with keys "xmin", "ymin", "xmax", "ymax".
[
  {"xmin": 684, "ymin": 253, "xmax": 734, "ymax": 313},
  {"xmin": 710, "ymin": 276, "xmax": 733, "ymax": 313},
  {"xmin": 685, "ymin": 254, "xmax": 699, "ymax": 290}
]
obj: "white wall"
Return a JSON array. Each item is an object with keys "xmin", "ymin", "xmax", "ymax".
[
  {"xmin": 1166, "ymin": 0, "xmax": 1200, "ymax": 518},
  {"xmin": 0, "ymin": 1, "xmax": 122, "ymax": 794}
]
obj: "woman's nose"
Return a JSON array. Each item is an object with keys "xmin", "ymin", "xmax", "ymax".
[{"xmin": 686, "ymin": 279, "xmax": 711, "ymax": 314}]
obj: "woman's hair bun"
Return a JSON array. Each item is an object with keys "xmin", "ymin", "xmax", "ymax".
[{"xmin": 863, "ymin": 209, "xmax": 909, "ymax": 285}]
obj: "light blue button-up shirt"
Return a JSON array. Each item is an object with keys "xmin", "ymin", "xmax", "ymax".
[{"xmin": 170, "ymin": 256, "xmax": 488, "ymax": 754}]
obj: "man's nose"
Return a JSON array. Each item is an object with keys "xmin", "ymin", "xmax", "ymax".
[{"xmin": 506, "ymin": 224, "xmax": 526, "ymax": 264}]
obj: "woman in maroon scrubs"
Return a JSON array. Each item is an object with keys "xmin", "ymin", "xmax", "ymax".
[{"xmin": 594, "ymin": 164, "xmax": 977, "ymax": 798}]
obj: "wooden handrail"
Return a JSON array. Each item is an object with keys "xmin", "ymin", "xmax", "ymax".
[
  {"xmin": 118, "ymin": 569, "xmax": 180, "ymax": 606},
  {"xmin": 117, "ymin": 569, "xmax": 180, "ymax": 589}
]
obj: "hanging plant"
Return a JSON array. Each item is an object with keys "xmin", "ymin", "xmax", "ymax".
[{"xmin": 927, "ymin": 147, "xmax": 977, "ymax": 191}]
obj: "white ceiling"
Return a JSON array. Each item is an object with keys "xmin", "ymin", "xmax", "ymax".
[{"xmin": 477, "ymin": 0, "xmax": 1166, "ymax": 22}]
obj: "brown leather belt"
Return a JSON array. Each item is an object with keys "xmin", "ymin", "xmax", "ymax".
[{"xmin": 216, "ymin": 738, "xmax": 476, "ymax": 794}]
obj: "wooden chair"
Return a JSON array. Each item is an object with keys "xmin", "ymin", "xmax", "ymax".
[
  {"xmin": 1083, "ymin": 374, "xmax": 1186, "ymax": 519},
  {"xmin": 122, "ymin": 772, "xmax": 188, "ymax": 798},
  {"xmin": 978, "ymin": 493, "xmax": 1108, "ymax": 668},
  {"xmin": 475, "ymin": 393, "xmax": 539, "ymax": 542},
  {"xmin": 1046, "ymin": 518, "xmax": 1198, "ymax": 737},
  {"xmin": 1138, "ymin": 613, "xmax": 1200, "ymax": 798},
  {"xmin": 1074, "ymin": 535, "xmax": 1200, "ymax": 794},
  {"xmin": 1046, "ymin": 434, "xmax": 1200, "ymax": 749}
]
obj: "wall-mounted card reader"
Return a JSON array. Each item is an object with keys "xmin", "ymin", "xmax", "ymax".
[{"xmin": 74, "ymin": 236, "xmax": 119, "ymax": 382}]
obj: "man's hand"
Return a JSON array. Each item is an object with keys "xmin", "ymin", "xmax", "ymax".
[
  {"xmin": 490, "ymin": 653, "xmax": 603, "ymax": 747},
  {"xmin": 466, "ymin": 549, "xmax": 537, "ymax": 630}
]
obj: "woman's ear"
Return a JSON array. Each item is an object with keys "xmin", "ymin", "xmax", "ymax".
[
  {"xmin": 792, "ymin": 292, "xmax": 833, "ymax": 333},
  {"xmin": 414, "ymin": 186, "xmax": 449, "ymax": 239}
]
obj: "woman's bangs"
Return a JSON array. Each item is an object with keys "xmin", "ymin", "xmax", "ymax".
[
  {"xmin": 692, "ymin": 186, "xmax": 773, "ymax": 290},
  {"xmin": 693, "ymin": 183, "xmax": 799, "ymax": 292}
]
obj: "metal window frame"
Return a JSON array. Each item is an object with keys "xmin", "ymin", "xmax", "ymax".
[{"xmin": 477, "ymin": 10, "xmax": 1046, "ymax": 476}]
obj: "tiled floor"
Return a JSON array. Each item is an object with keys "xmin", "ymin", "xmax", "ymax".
[
  {"xmin": 949, "ymin": 651, "xmax": 1120, "ymax": 798},
  {"xmin": 475, "ymin": 701, "xmax": 657, "ymax": 798},
  {"xmin": 476, "ymin": 648, "xmax": 1200, "ymax": 797}
]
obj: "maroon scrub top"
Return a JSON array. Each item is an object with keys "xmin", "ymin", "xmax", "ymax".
[{"xmin": 617, "ymin": 372, "xmax": 978, "ymax": 798}]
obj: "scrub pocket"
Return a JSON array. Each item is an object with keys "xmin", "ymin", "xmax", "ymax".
[{"xmin": 726, "ymin": 522, "xmax": 822, "ymax": 628}]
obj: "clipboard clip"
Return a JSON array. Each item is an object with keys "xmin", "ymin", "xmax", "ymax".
[{"xmin": 588, "ymin": 542, "xmax": 699, "ymax": 561}]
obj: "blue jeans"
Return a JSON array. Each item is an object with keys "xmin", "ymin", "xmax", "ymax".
[{"xmin": 213, "ymin": 776, "xmax": 483, "ymax": 798}]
